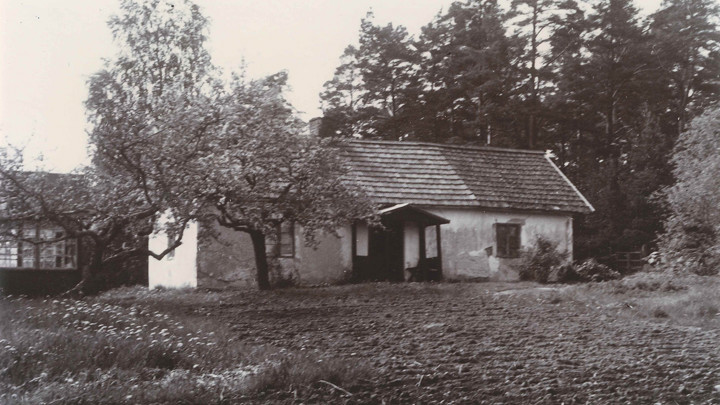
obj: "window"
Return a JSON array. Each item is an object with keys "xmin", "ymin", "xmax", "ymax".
[
  {"xmin": 0, "ymin": 225, "xmax": 77, "ymax": 269},
  {"xmin": 0, "ymin": 235, "xmax": 18, "ymax": 267},
  {"xmin": 496, "ymin": 223, "xmax": 521, "ymax": 258},
  {"xmin": 425, "ymin": 226, "xmax": 438, "ymax": 258},
  {"xmin": 266, "ymin": 222, "xmax": 294, "ymax": 258}
]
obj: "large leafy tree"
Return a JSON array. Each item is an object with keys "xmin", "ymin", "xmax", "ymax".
[
  {"xmin": 90, "ymin": 0, "xmax": 376, "ymax": 291},
  {"xmin": 659, "ymin": 106, "xmax": 720, "ymax": 275},
  {"xmin": 195, "ymin": 72, "xmax": 376, "ymax": 290}
]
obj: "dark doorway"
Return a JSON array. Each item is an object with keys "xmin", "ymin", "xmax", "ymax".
[
  {"xmin": 353, "ymin": 222, "xmax": 404, "ymax": 282},
  {"xmin": 368, "ymin": 222, "xmax": 404, "ymax": 281}
]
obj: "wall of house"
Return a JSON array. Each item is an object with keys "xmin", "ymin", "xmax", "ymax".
[
  {"xmin": 149, "ymin": 209, "xmax": 573, "ymax": 287},
  {"xmin": 148, "ymin": 221, "xmax": 198, "ymax": 289},
  {"xmin": 425, "ymin": 208, "xmax": 573, "ymax": 281},
  {"xmin": 0, "ymin": 269, "xmax": 81, "ymax": 296},
  {"xmin": 195, "ymin": 222, "xmax": 352, "ymax": 288},
  {"xmin": 295, "ymin": 225, "xmax": 352, "ymax": 284}
]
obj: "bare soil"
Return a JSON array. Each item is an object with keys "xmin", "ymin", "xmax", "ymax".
[{"xmin": 187, "ymin": 282, "xmax": 720, "ymax": 404}]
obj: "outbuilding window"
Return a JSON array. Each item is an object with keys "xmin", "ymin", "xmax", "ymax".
[
  {"xmin": 496, "ymin": 223, "xmax": 521, "ymax": 258},
  {"xmin": 0, "ymin": 226, "xmax": 77, "ymax": 269},
  {"xmin": 266, "ymin": 221, "xmax": 294, "ymax": 258}
]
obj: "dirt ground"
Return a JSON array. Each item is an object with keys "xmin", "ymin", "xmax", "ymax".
[{"xmin": 186, "ymin": 282, "xmax": 720, "ymax": 404}]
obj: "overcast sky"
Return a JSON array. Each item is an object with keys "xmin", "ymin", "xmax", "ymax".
[{"xmin": 0, "ymin": 0, "xmax": 661, "ymax": 172}]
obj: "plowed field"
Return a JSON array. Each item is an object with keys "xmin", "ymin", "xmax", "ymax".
[{"xmin": 188, "ymin": 283, "xmax": 720, "ymax": 404}]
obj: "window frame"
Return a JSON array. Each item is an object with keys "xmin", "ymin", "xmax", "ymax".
[
  {"xmin": 0, "ymin": 223, "xmax": 78, "ymax": 270},
  {"xmin": 266, "ymin": 221, "xmax": 295, "ymax": 258},
  {"xmin": 495, "ymin": 223, "xmax": 521, "ymax": 258}
]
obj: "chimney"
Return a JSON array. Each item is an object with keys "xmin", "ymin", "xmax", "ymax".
[{"xmin": 308, "ymin": 117, "xmax": 322, "ymax": 137}]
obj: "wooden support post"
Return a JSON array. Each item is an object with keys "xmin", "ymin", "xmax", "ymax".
[
  {"xmin": 351, "ymin": 222, "xmax": 357, "ymax": 258},
  {"xmin": 418, "ymin": 223, "xmax": 426, "ymax": 261},
  {"xmin": 626, "ymin": 253, "xmax": 631, "ymax": 273},
  {"xmin": 436, "ymin": 225, "xmax": 442, "ymax": 268}
]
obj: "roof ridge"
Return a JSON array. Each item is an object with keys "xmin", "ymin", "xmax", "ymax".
[{"xmin": 345, "ymin": 139, "xmax": 546, "ymax": 155}]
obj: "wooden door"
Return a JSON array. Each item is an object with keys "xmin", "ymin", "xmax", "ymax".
[{"xmin": 368, "ymin": 223, "xmax": 404, "ymax": 281}]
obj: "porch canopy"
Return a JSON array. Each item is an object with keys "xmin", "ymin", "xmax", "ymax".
[{"xmin": 378, "ymin": 203, "xmax": 449, "ymax": 226}]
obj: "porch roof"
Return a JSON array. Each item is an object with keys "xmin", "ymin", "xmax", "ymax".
[{"xmin": 378, "ymin": 203, "xmax": 450, "ymax": 226}]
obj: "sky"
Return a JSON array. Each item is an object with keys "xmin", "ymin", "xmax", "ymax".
[{"xmin": 0, "ymin": 0, "xmax": 662, "ymax": 172}]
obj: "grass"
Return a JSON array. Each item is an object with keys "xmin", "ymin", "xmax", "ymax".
[
  {"xmin": 0, "ymin": 287, "xmax": 370, "ymax": 404},
  {"xmin": 552, "ymin": 270, "xmax": 720, "ymax": 329}
]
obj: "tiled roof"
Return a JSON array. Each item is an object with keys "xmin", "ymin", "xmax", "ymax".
[{"xmin": 340, "ymin": 140, "xmax": 593, "ymax": 214}]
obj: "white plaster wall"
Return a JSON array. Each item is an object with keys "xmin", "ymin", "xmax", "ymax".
[
  {"xmin": 403, "ymin": 221, "xmax": 420, "ymax": 269},
  {"xmin": 148, "ymin": 221, "xmax": 198, "ymax": 289},
  {"xmin": 295, "ymin": 224, "xmax": 353, "ymax": 284},
  {"xmin": 403, "ymin": 221, "xmax": 420, "ymax": 281},
  {"xmin": 426, "ymin": 208, "xmax": 573, "ymax": 281},
  {"xmin": 193, "ymin": 221, "xmax": 353, "ymax": 287}
]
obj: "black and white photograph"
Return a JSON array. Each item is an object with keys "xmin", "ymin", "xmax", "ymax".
[{"xmin": 1, "ymin": 0, "xmax": 719, "ymax": 403}]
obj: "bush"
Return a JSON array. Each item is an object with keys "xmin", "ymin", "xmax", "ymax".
[
  {"xmin": 517, "ymin": 236, "xmax": 569, "ymax": 284},
  {"xmin": 550, "ymin": 262, "xmax": 585, "ymax": 284},
  {"xmin": 575, "ymin": 259, "xmax": 621, "ymax": 282},
  {"xmin": 515, "ymin": 236, "xmax": 622, "ymax": 284}
]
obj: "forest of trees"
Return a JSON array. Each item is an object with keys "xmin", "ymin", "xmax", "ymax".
[{"xmin": 319, "ymin": 0, "xmax": 720, "ymax": 260}]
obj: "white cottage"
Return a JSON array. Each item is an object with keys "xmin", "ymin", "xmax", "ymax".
[{"xmin": 148, "ymin": 140, "xmax": 593, "ymax": 289}]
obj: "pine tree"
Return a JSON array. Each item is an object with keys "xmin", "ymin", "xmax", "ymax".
[
  {"xmin": 509, "ymin": 0, "xmax": 583, "ymax": 148},
  {"xmin": 650, "ymin": 0, "xmax": 720, "ymax": 135}
]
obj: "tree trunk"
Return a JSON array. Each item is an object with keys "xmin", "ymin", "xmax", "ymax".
[
  {"xmin": 63, "ymin": 258, "xmax": 103, "ymax": 297},
  {"xmin": 529, "ymin": 0, "xmax": 538, "ymax": 149},
  {"xmin": 249, "ymin": 230, "xmax": 271, "ymax": 290}
]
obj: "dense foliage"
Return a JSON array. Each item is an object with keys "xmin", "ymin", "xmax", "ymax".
[
  {"xmin": 659, "ymin": 106, "xmax": 720, "ymax": 275},
  {"xmin": 517, "ymin": 236, "xmax": 621, "ymax": 283},
  {"xmin": 517, "ymin": 236, "xmax": 569, "ymax": 283},
  {"xmin": 320, "ymin": 0, "xmax": 720, "ymax": 259}
]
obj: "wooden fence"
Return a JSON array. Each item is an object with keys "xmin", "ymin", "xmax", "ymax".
[{"xmin": 611, "ymin": 251, "xmax": 646, "ymax": 273}]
